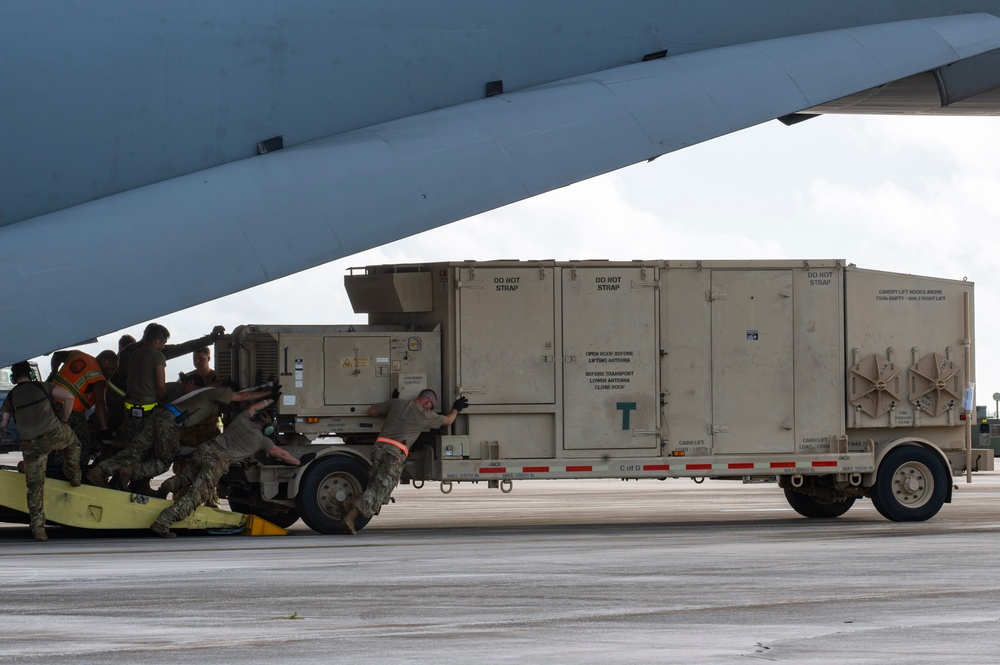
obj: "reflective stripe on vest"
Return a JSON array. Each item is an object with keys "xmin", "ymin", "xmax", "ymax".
[
  {"xmin": 124, "ymin": 401, "xmax": 157, "ymax": 411},
  {"xmin": 376, "ymin": 436, "xmax": 409, "ymax": 457},
  {"xmin": 53, "ymin": 351, "xmax": 104, "ymax": 411}
]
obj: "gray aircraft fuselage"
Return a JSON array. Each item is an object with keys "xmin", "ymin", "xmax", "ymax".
[
  {"xmin": 2, "ymin": 1, "xmax": 1000, "ymax": 366},
  {"xmin": 4, "ymin": 0, "xmax": 1000, "ymax": 227}
]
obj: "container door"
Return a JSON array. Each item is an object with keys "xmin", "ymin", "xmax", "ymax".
[
  {"xmin": 323, "ymin": 335, "xmax": 392, "ymax": 407},
  {"xmin": 562, "ymin": 267, "xmax": 659, "ymax": 450},
  {"xmin": 711, "ymin": 271, "xmax": 795, "ymax": 454},
  {"xmin": 457, "ymin": 266, "xmax": 556, "ymax": 404}
]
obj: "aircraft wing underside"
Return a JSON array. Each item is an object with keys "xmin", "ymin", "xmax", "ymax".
[
  {"xmin": 803, "ymin": 47, "xmax": 1000, "ymax": 116},
  {"xmin": 3, "ymin": 13, "xmax": 1000, "ymax": 365}
]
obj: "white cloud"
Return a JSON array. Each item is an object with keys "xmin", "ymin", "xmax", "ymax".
[{"xmin": 873, "ymin": 116, "xmax": 1000, "ymax": 173}]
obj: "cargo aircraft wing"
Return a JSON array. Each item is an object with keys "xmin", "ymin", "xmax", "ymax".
[{"xmin": 3, "ymin": 13, "xmax": 1000, "ymax": 365}]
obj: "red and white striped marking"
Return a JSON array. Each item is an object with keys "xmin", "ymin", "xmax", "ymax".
[
  {"xmin": 479, "ymin": 465, "xmax": 609, "ymax": 474},
  {"xmin": 474, "ymin": 459, "xmax": 855, "ymax": 475}
]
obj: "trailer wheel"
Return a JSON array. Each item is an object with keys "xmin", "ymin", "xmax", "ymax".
[
  {"xmin": 295, "ymin": 455, "xmax": 371, "ymax": 534},
  {"xmin": 783, "ymin": 489, "xmax": 855, "ymax": 518},
  {"xmin": 870, "ymin": 445, "xmax": 948, "ymax": 522}
]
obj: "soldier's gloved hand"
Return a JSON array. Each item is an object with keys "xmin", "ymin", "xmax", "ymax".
[
  {"xmin": 452, "ymin": 396, "xmax": 469, "ymax": 412},
  {"xmin": 210, "ymin": 325, "xmax": 226, "ymax": 339},
  {"xmin": 298, "ymin": 452, "xmax": 317, "ymax": 465},
  {"xmin": 391, "ymin": 388, "xmax": 399, "ymax": 399},
  {"xmin": 270, "ymin": 383, "xmax": 283, "ymax": 402}
]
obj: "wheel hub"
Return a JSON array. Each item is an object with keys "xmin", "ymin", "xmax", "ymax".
[
  {"xmin": 316, "ymin": 473, "xmax": 360, "ymax": 519},
  {"xmin": 893, "ymin": 463, "xmax": 930, "ymax": 506}
]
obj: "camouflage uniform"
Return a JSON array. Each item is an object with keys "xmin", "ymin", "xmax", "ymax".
[
  {"xmin": 2, "ymin": 381, "xmax": 83, "ymax": 536},
  {"xmin": 152, "ymin": 409, "xmax": 273, "ymax": 532},
  {"xmin": 93, "ymin": 408, "xmax": 179, "ymax": 481},
  {"xmin": 118, "ymin": 342, "xmax": 166, "ymax": 444},
  {"xmin": 179, "ymin": 417, "xmax": 221, "ymax": 448},
  {"xmin": 353, "ymin": 443, "xmax": 406, "ymax": 517},
  {"xmin": 22, "ymin": 422, "xmax": 82, "ymax": 535},
  {"xmin": 96, "ymin": 388, "xmax": 234, "ymax": 489},
  {"xmin": 156, "ymin": 438, "xmax": 208, "ymax": 498},
  {"xmin": 45, "ymin": 410, "xmax": 91, "ymax": 475},
  {"xmin": 353, "ymin": 399, "xmax": 445, "ymax": 519},
  {"xmin": 66, "ymin": 411, "xmax": 94, "ymax": 465},
  {"xmin": 154, "ymin": 443, "xmax": 230, "ymax": 528},
  {"xmin": 174, "ymin": 414, "xmax": 222, "ymax": 505},
  {"xmin": 109, "ymin": 330, "xmax": 219, "ymax": 441},
  {"xmin": 115, "ymin": 413, "xmax": 145, "ymax": 446}
]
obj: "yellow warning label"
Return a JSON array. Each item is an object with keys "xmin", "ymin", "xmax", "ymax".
[{"xmin": 340, "ymin": 357, "xmax": 370, "ymax": 369}]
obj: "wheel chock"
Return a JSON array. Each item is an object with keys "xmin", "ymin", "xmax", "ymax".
[{"xmin": 243, "ymin": 514, "xmax": 288, "ymax": 536}]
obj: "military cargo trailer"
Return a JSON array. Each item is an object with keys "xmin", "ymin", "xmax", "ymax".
[{"xmin": 221, "ymin": 260, "xmax": 989, "ymax": 533}]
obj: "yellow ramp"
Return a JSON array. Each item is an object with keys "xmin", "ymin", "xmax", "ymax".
[{"xmin": 0, "ymin": 469, "xmax": 284, "ymax": 534}]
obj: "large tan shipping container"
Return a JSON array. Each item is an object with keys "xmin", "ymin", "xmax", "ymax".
[{"xmin": 221, "ymin": 260, "xmax": 989, "ymax": 534}]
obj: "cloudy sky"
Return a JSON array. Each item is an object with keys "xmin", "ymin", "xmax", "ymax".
[{"xmin": 55, "ymin": 113, "xmax": 1000, "ymax": 413}]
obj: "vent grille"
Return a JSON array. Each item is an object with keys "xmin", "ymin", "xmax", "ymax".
[
  {"xmin": 254, "ymin": 338, "xmax": 280, "ymax": 386},
  {"xmin": 214, "ymin": 338, "xmax": 233, "ymax": 383}
]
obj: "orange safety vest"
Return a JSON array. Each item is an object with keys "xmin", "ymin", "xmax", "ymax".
[
  {"xmin": 376, "ymin": 435, "xmax": 409, "ymax": 457},
  {"xmin": 52, "ymin": 350, "xmax": 105, "ymax": 412}
]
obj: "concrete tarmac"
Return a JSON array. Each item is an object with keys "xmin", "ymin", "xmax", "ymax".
[{"xmin": 2, "ymin": 456, "xmax": 999, "ymax": 664}]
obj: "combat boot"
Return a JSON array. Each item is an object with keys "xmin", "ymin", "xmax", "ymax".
[
  {"xmin": 205, "ymin": 486, "xmax": 221, "ymax": 508},
  {"xmin": 340, "ymin": 499, "xmax": 360, "ymax": 535},
  {"xmin": 85, "ymin": 466, "xmax": 109, "ymax": 488},
  {"xmin": 150, "ymin": 521, "xmax": 176, "ymax": 539}
]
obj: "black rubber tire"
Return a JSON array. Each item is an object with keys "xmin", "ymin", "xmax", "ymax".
[
  {"xmin": 783, "ymin": 489, "xmax": 856, "ymax": 518},
  {"xmin": 295, "ymin": 455, "xmax": 371, "ymax": 534},
  {"xmin": 870, "ymin": 445, "xmax": 949, "ymax": 522},
  {"xmin": 227, "ymin": 497, "xmax": 301, "ymax": 529}
]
